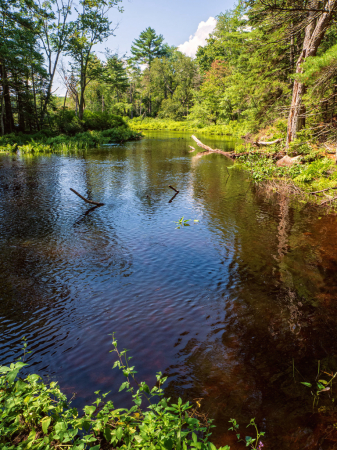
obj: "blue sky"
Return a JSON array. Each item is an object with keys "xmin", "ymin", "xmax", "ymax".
[{"xmin": 99, "ymin": 0, "xmax": 237, "ymax": 57}]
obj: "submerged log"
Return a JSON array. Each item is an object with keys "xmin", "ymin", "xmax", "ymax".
[{"xmin": 70, "ymin": 188, "xmax": 105, "ymax": 206}]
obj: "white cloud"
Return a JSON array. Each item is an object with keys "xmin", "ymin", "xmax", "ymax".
[{"xmin": 178, "ymin": 17, "xmax": 217, "ymax": 58}]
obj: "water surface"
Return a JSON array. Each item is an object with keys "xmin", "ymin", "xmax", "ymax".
[{"xmin": 1, "ymin": 131, "xmax": 337, "ymax": 449}]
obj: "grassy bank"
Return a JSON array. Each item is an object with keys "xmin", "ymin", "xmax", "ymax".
[
  {"xmin": 0, "ymin": 112, "xmax": 142, "ymax": 155},
  {"xmin": 0, "ymin": 338, "xmax": 234, "ymax": 450},
  {"xmin": 127, "ymin": 117, "xmax": 250, "ymax": 137},
  {"xmin": 228, "ymin": 121, "xmax": 337, "ymax": 207}
]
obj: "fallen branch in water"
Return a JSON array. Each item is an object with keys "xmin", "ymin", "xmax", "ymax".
[
  {"xmin": 168, "ymin": 192, "xmax": 179, "ymax": 203},
  {"xmin": 168, "ymin": 185, "xmax": 179, "ymax": 193},
  {"xmin": 191, "ymin": 135, "xmax": 234, "ymax": 159},
  {"xmin": 310, "ymin": 186, "xmax": 337, "ymax": 195},
  {"xmin": 70, "ymin": 188, "xmax": 105, "ymax": 206},
  {"xmin": 189, "ymin": 146, "xmax": 196, "ymax": 152},
  {"xmin": 191, "ymin": 135, "xmax": 285, "ymax": 161}
]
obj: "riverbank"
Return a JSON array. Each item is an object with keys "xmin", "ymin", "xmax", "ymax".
[
  {"xmin": 127, "ymin": 117, "xmax": 250, "ymax": 137},
  {"xmin": 0, "ymin": 112, "xmax": 142, "ymax": 154},
  {"xmin": 130, "ymin": 118, "xmax": 337, "ymax": 208}
]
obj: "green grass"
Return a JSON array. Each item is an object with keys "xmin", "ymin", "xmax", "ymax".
[
  {"xmin": 0, "ymin": 128, "xmax": 142, "ymax": 155},
  {"xmin": 127, "ymin": 117, "xmax": 251, "ymax": 137}
]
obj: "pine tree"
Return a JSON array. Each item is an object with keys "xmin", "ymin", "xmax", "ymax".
[{"xmin": 130, "ymin": 27, "xmax": 166, "ymax": 66}]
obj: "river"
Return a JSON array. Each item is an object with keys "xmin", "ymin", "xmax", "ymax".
[{"xmin": 1, "ymin": 131, "xmax": 337, "ymax": 449}]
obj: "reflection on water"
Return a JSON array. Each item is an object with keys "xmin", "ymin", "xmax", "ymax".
[{"xmin": 1, "ymin": 131, "xmax": 337, "ymax": 449}]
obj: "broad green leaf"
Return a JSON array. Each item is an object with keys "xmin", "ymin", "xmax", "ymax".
[
  {"xmin": 84, "ymin": 405, "xmax": 96, "ymax": 416},
  {"xmin": 116, "ymin": 426, "xmax": 123, "ymax": 441},
  {"xmin": 42, "ymin": 417, "xmax": 51, "ymax": 434}
]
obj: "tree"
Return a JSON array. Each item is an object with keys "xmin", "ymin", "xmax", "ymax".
[
  {"xmin": 0, "ymin": 0, "xmax": 47, "ymax": 133},
  {"xmin": 244, "ymin": 0, "xmax": 337, "ymax": 146},
  {"xmin": 66, "ymin": 0, "xmax": 122, "ymax": 119},
  {"xmin": 130, "ymin": 27, "xmax": 166, "ymax": 66},
  {"xmin": 103, "ymin": 53, "xmax": 129, "ymax": 103},
  {"xmin": 35, "ymin": 0, "xmax": 74, "ymax": 125}
]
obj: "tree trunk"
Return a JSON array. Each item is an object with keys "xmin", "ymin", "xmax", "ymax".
[
  {"xmin": 286, "ymin": 0, "xmax": 337, "ymax": 148},
  {"xmin": 0, "ymin": 92, "xmax": 4, "ymax": 136},
  {"xmin": 1, "ymin": 64, "xmax": 14, "ymax": 134}
]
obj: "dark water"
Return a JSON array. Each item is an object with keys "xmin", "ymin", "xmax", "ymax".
[{"xmin": 1, "ymin": 131, "xmax": 337, "ymax": 449}]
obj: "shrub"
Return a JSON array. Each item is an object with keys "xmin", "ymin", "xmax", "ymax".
[{"xmin": 0, "ymin": 338, "xmax": 230, "ymax": 450}]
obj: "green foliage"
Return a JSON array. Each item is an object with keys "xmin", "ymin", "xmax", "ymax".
[
  {"xmin": 300, "ymin": 361, "xmax": 337, "ymax": 410},
  {"xmin": 131, "ymin": 27, "xmax": 167, "ymax": 65},
  {"xmin": 0, "ymin": 338, "xmax": 230, "ymax": 450},
  {"xmin": 128, "ymin": 117, "xmax": 251, "ymax": 137},
  {"xmin": 228, "ymin": 418, "xmax": 264, "ymax": 449}
]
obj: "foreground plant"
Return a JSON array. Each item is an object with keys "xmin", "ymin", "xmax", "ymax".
[
  {"xmin": 0, "ymin": 336, "xmax": 229, "ymax": 449},
  {"xmin": 229, "ymin": 418, "xmax": 264, "ymax": 449}
]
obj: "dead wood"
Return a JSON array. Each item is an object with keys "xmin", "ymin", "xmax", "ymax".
[
  {"xmin": 255, "ymin": 138, "xmax": 283, "ymax": 146},
  {"xmin": 191, "ymin": 135, "xmax": 234, "ymax": 159},
  {"xmin": 189, "ymin": 146, "xmax": 196, "ymax": 152},
  {"xmin": 168, "ymin": 185, "xmax": 179, "ymax": 193},
  {"xmin": 321, "ymin": 195, "xmax": 337, "ymax": 206},
  {"xmin": 70, "ymin": 188, "xmax": 105, "ymax": 206},
  {"xmin": 310, "ymin": 186, "xmax": 337, "ymax": 195},
  {"xmin": 191, "ymin": 135, "xmax": 285, "ymax": 161},
  {"xmin": 168, "ymin": 192, "xmax": 179, "ymax": 203}
]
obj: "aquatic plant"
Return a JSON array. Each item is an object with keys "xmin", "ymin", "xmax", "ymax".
[
  {"xmin": 300, "ymin": 360, "xmax": 337, "ymax": 410},
  {"xmin": 0, "ymin": 336, "xmax": 230, "ymax": 450},
  {"xmin": 174, "ymin": 217, "xmax": 199, "ymax": 229},
  {"xmin": 228, "ymin": 418, "xmax": 265, "ymax": 449}
]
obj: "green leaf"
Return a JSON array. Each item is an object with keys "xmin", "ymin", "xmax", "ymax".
[
  {"xmin": 318, "ymin": 379, "xmax": 328, "ymax": 385},
  {"xmin": 301, "ymin": 382, "xmax": 312, "ymax": 387},
  {"xmin": 42, "ymin": 417, "xmax": 51, "ymax": 434},
  {"xmin": 116, "ymin": 427, "xmax": 123, "ymax": 441},
  {"xmin": 119, "ymin": 381, "xmax": 129, "ymax": 392},
  {"xmin": 84, "ymin": 405, "xmax": 96, "ymax": 416},
  {"xmin": 192, "ymin": 432, "xmax": 197, "ymax": 443}
]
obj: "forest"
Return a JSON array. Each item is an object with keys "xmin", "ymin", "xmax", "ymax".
[{"xmin": 3, "ymin": 0, "xmax": 337, "ymax": 145}]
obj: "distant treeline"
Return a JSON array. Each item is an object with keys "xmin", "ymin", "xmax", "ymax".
[{"xmin": 2, "ymin": 0, "xmax": 337, "ymax": 144}]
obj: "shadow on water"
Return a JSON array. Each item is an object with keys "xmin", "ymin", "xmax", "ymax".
[{"xmin": 1, "ymin": 131, "xmax": 337, "ymax": 448}]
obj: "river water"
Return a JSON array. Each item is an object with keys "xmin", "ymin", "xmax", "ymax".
[{"xmin": 1, "ymin": 131, "xmax": 337, "ymax": 449}]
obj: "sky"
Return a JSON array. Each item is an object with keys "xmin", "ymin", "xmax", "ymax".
[
  {"xmin": 55, "ymin": 0, "xmax": 236, "ymax": 94},
  {"xmin": 109, "ymin": 0, "xmax": 236, "ymax": 57}
]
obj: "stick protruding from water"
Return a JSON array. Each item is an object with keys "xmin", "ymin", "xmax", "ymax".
[{"xmin": 70, "ymin": 188, "xmax": 105, "ymax": 206}]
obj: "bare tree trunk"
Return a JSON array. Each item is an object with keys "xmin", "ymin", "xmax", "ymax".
[{"xmin": 286, "ymin": 0, "xmax": 337, "ymax": 148}]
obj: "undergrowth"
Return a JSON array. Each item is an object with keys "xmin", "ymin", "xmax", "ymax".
[
  {"xmin": 127, "ymin": 118, "xmax": 251, "ymax": 137},
  {"xmin": 0, "ymin": 336, "xmax": 231, "ymax": 450},
  {"xmin": 0, "ymin": 128, "xmax": 142, "ymax": 155}
]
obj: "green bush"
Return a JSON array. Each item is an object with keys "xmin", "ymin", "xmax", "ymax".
[
  {"xmin": 82, "ymin": 111, "xmax": 126, "ymax": 131},
  {"xmin": 0, "ymin": 338, "xmax": 230, "ymax": 450}
]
